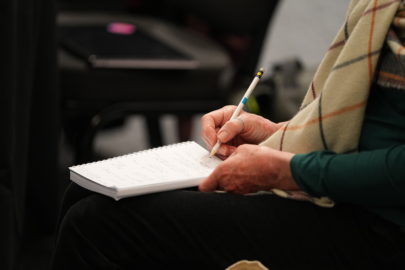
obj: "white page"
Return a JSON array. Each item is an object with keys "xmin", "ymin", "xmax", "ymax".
[{"xmin": 70, "ymin": 141, "xmax": 222, "ymax": 189}]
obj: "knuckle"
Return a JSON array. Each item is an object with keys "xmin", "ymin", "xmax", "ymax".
[
  {"xmin": 225, "ymin": 120, "xmax": 239, "ymax": 131},
  {"xmin": 201, "ymin": 124, "xmax": 210, "ymax": 134},
  {"xmin": 200, "ymin": 114, "xmax": 210, "ymax": 122},
  {"xmin": 223, "ymin": 105, "xmax": 236, "ymax": 110},
  {"xmin": 238, "ymin": 144, "xmax": 249, "ymax": 151},
  {"xmin": 224, "ymin": 183, "xmax": 237, "ymax": 193},
  {"xmin": 225, "ymin": 183, "xmax": 246, "ymax": 194},
  {"xmin": 222, "ymin": 105, "xmax": 237, "ymax": 115}
]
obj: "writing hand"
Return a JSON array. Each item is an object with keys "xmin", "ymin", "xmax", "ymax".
[{"xmin": 201, "ymin": 106, "xmax": 281, "ymax": 158}]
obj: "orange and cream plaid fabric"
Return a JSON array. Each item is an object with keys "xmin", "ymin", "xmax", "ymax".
[
  {"xmin": 261, "ymin": 0, "xmax": 403, "ymax": 154},
  {"xmin": 262, "ymin": 0, "xmax": 405, "ymax": 153},
  {"xmin": 260, "ymin": 0, "xmax": 405, "ymax": 207}
]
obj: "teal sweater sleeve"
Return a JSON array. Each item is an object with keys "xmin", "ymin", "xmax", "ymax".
[{"xmin": 291, "ymin": 144, "xmax": 405, "ymax": 207}]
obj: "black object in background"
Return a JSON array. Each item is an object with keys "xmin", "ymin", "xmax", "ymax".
[
  {"xmin": 59, "ymin": 24, "xmax": 198, "ymax": 69},
  {"xmin": 0, "ymin": 0, "xmax": 60, "ymax": 269}
]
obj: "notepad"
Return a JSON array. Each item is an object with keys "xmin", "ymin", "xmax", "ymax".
[{"xmin": 69, "ymin": 141, "xmax": 222, "ymax": 200}]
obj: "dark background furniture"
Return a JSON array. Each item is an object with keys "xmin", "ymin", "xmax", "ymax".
[
  {"xmin": 58, "ymin": 0, "xmax": 280, "ymax": 163},
  {"xmin": 58, "ymin": 12, "xmax": 232, "ymax": 162}
]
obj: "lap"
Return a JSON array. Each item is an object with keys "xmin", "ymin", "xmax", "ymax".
[{"xmin": 55, "ymin": 183, "xmax": 404, "ymax": 270}]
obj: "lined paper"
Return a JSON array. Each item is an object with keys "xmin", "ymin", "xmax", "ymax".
[{"xmin": 70, "ymin": 141, "xmax": 222, "ymax": 198}]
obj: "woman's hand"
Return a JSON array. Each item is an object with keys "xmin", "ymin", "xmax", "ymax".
[
  {"xmin": 201, "ymin": 106, "xmax": 282, "ymax": 158},
  {"xmin": 199, "ymin": 144, "xmax": 299, "ymax": 194}
]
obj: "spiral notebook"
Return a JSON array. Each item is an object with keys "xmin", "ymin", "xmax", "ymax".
[{"xmin": 69, "ymin": 141, "xmax": 222, "ymax": 200}]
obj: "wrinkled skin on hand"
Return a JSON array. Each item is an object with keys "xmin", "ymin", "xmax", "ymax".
[
  {"xmin": 199, "ymin": 144, "xmax": 299, "ymax": 194},
  {"xmin": 199, "ymin": 106, "xmax": 299, "ymax": 194},
  {"xmin": 201, "ymin": 105, "xmax": 282, "ymax": 158}
]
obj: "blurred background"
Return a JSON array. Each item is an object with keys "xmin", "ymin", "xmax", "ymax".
[{"xmin": 0, "ymin": 0, "xmax": 349, "ymax": 269}]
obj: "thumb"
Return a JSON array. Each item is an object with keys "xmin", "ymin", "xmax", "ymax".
[{"xmin": 217, "ymin": 117, "xmax": 244, "ymax": 143}]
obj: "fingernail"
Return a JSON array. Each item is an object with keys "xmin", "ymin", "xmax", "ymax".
[
  {"xmin": 217, "ymin": 131, "xmax": 229, "ymax": 142},
  {"xmin": 209, "ymin": 133, "xmax": 217, "ymax": 145}
]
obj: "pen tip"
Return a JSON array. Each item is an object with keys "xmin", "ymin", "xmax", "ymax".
[{"xmin": 209, "ymin": 147, "xmax": 217, "ymax": 158}]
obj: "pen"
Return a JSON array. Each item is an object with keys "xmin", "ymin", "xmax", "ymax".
[{"xmin": 209, "ymin": 68, "xmax": 265, "ymax": 157}]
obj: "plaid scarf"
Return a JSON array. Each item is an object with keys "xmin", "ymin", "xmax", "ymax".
[
  {"xmin": 225, "ymin": 2, "xmax": 405, "ymax": 269},
  {"xmin": 260, "ymin": 0, "xmax": 405, "ymax": 207}
]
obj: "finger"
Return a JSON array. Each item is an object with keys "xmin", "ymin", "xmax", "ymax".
[
  {"xmin": 198, "ymin": 171, "xmax": 219, "ymax": 192},
  {"xmin": 201, "ymin": 115, "xmax": 218, "ymax": 147},
  {"xmin": 201, "ymin": 106, "xmax": 236, "ymax": 147},
  {"xmin": 202, "ymin": 106, "xmax": 237, "ymax": 128},
  {"xmin": 216, "ymin": 144, "xmax": 236, "ymax": 158},
  {"xmin": 201, "ymin": 127, "xmax": 216, "ymax": 148},
  {"xmin": 217, "ymin": 116, "xmax": 245, "ymax": 143}
]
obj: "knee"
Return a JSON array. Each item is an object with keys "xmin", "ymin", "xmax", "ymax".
[
  {"xmin": 53, "ymin": 195, "xmax": 125, "ymax": 269},
  {"xmin": 58, "ymin": 194, "xmax": 118, "ymax": 238}
]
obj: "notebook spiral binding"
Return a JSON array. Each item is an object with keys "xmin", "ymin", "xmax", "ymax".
[{"xmin": 70, "ymin": 141, "xmax": 195, "ymax": 169}]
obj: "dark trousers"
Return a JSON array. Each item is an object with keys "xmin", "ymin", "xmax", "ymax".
[{"xmin": 52, "ymin": 183, "xmax": 405, "ymax": 270}]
